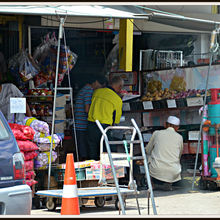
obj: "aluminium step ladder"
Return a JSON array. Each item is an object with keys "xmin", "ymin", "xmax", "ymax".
[{"xmin": 95, "ymin": 118, "xmax": 157, "ymax": 215}]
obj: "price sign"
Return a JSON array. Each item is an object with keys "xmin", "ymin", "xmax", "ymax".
[
  {"xmin": 167, "ymin": 99, "xmax": 177, "ymax": 108},
  {"xmin": 10, "ymin": 98, "xmax": 26, "ymax": 114},
  {"xmin": 187, "ymin": 97, "xmax": 203, "ymax": 107},
  {"xmin": 143, "ymin": 101, "xmax": 153, "ymax": 110},
  {"xmin": 122, "ymin": 103, "xmax": 130, "ymax": 111}
]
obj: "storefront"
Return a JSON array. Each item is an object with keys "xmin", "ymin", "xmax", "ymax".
[{"xmin": 1, "ymin": 4, "xmax": 220, "ymax": 208}]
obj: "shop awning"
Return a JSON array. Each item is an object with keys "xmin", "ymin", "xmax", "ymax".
[
  {"xmin": 0, "ymin": 4, "xmax": 220, "ymax": 32},
  {"xmin": 142, "ymin": 12, "xmax": 220, "ymax": 32},
  {"xmin": 0, "ymin": 5, "xmax": 145, "ymax": 19},
  {"xmin": 103, "ymin": 5, "xmax": 220, "ymax": 32}
]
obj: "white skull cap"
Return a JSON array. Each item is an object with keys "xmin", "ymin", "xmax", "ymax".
[{"xmin": 167, "ymin": 116, "xmax": 180, "ymax": 126}]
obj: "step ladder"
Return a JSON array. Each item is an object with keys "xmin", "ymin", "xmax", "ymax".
[{"xmin": 95, "ymin": 118, "xmax": 157, "ymax": 215}]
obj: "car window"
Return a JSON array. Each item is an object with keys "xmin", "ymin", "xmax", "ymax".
[{"xmin": 0, "ymin": 118, "xmax": 10, "ymax": 140}]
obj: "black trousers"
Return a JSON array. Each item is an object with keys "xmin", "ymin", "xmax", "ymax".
[
  {"xmin": 87, "ymin": 121, "xmax": 117, "ymax": 161},
  {"xmin": 75, "ymin": 130, "xmax": 89, "ymax": 161}
]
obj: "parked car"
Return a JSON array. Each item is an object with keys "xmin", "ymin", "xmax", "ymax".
[{"xmin": 0, "ymin": 111, "xmax": 32, "ymax": 215}]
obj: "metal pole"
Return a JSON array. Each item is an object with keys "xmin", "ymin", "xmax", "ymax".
[
  {"xmin": 131, "ymin": 118, "xmax": 157, "ymax": 215},
  {"xmin": 191, "ymin": 52, "xmax": 213, "ymax": 190},
  {"xmin": 28, "ymin": 26, "xmax": 31, "ymax": 55},
  {"xmin": 123, "ymin": 140, "xmax": 141, "ymax": 215},
  {"xmin": 47, "ymin": 17, "xmax": 65, "ymax": 190},
  {"xmin": 139, "ymin": 50, "xmax": 142, "ymax": 72},
  {"xmin": 95, "ymin": 120, "xmax": 126, "ymax": 215},
  {"xmin": 63, "ymin": 30, "xmax": 80, "ymax": 163}
]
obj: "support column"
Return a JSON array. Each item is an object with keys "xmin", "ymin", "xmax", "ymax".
[
  {"xmin": 119, "ymin": 19, "xmax": 133, "ymax": 71},
  {"xmin": 18, "ymin": 15, "xmax": 24, "ymax": 50}
]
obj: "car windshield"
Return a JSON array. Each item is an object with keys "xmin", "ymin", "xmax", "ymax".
[{"xmin": 0, "ymin": 118, "xmax": 10, "ymax": 140}]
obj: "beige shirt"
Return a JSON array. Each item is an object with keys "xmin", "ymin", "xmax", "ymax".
[{"xmin": 145, "ymin": 127, "xmax": 183, "ymax": 183}]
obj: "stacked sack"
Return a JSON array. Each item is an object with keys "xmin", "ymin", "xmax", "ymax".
[
  {"xmin": 9, "ymin": 123, "xmax": 38, "ymax": 187},
  {"xmin": 23, "ymin": 117, "xmax": 60, "ymax": 170}
]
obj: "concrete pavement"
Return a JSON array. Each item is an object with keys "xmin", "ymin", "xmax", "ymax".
[{"xmin": 31, "ymin": 178, "xmax": 220, "ymax": 217}]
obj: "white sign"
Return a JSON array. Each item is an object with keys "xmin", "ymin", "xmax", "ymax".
[
  {"xmin": 167, "ymin": 99, "xmax": 177, "ymax": 108},
  {"xmin": 143, "ymin": 101, "xmax": 153, "ymax": 110},
  {"xmin": 101, "ymin": 153, "xmax": 129, "ymax": 167},
  {"xmin": 10, "ymin": 98, "xmax": 26, "ymax": 114},
  {"xmin": 122, "ymin": 103, "xmax": 130, "ymax": 111},
  {"xmin": 188, "ymin": 131, "xmax": 200, "ymax": 140},
  {"xmin": 187, "ymin": 97, "xmax": 203, "ymax": 107}
]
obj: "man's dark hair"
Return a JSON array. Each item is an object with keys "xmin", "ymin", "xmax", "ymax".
[
  {"xmin": 110, "ymin": 76, "xmax": 123, "ymax": 85},
  {"xmin": 96, "ymin": 75, "xmax": 108, "ymax": 86},
  {"xmin": 86, "ymin": 73, "xmax": 107, "ymax": 86}
]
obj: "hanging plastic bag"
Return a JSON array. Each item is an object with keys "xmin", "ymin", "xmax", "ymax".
[
  {"xmin": 51, "ymin": 44, "xmax": 78, "ymax": 85},
  {"xmin": 33, "ymin": 32, "xmax": 57, "ymax": 74},
  {"xmin": 8, "ymin": 51, "xmax": 27, "ymax": 87},
  {"xmin": 19, "ymin": 51, "xmax": 40, "ymax": 82},
  {"xmin": 8, "ymin": 50, "xmax": 40, "ymax": 84}
]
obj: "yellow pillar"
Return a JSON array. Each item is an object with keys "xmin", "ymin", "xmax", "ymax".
[
  {"xmin": 212, "ymin": 5, "xmax": 218, "ymax": 14},
  {"xmin": 119, "ymin": 19, "xmax": 133, "ymax": 71},
  {"xmin": 18, "ymin": 16, "xmax": 24, "ymax": 50}
]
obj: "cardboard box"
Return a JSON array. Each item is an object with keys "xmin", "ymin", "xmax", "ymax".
[
  {"xmin": 85, "ymin": 166, "xmax": 125, "ymax": 180},
  {"xmin": 55, "ymin": 107, "xmax": 66, "ymax": 119},
  {"xmin": 55, "ymin": 120, "xmax": 66, "ymax": 133},
  {"xmin": 56, "ymin": 94, "xmax": 66, "ymax": 107},
  {"xmin": 100, "ymin": 153, "xmax": 129, "ymax": 167}
]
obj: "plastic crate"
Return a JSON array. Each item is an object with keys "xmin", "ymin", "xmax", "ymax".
[
  {"xmin": 130, "ymin": 101, "xmax": 144, "ymax": 111},
  {"xmin": 176, "ymin": 98, "xmax": 187, "ymax": 108},
  {"xmin": 152, "ymin": 100, "xmax": 160, "ymax": 109},
  {"xmin": 159, "ymin": 99, "xmax": 168, "ymax": 109},
  {"xmin": 53, "ymin": 168, "xmax": 86, "ymax": 182}
]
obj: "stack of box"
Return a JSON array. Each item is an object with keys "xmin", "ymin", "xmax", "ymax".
[{"xmin": 55, "ymin": 94, "xmax": 66, "ymax": 139}]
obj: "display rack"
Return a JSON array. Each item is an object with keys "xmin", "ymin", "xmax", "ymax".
[{"xmin": 139, "ymin": 49, "xmax": 183, "ymax": 71}]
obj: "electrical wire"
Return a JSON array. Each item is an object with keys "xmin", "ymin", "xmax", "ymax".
[
  {"xmin": 129, "ymin": 19, "xmax": 143, "ymax": 33},
  {"xmin": 41, "ymin": 16, "xmax": 110, "ymax": 25},
  {"xmin": 135, "ymin": 5, "xmax": 185, "ymax": 17}
]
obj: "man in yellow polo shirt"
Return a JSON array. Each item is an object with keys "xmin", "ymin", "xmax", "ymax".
[{"xmin": 87, "ymin": 76, "xmax": 124, "ymax": 160}]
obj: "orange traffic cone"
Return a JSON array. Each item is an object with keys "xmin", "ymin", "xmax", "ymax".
[{"xmin": 61, "ymin": 153, "xmax": 80, "ymax": 215}]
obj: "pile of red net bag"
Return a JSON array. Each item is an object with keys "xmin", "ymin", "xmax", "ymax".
[{"xmin": 9, "ymin": 123, "xmax": 38, "ymax": 187}]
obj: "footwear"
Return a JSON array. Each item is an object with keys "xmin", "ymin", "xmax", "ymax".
[{"xmin": 153, "ymin": 183, "xmax": 173, "ymax": 191}]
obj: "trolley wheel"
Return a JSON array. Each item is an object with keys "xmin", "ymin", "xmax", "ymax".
[
  {"xmin": 32, "ymin": 197, "xmax": 42, "ymax": 209},
  {"xmin": 198, "ymin": 178, "xmax": 208, "ymax": 190},
  {"xmin": 94, "ymin": 197, "xmax": 105, "ymax": 208},
  {"xmin": 115, "ymin": 198, "xmax": 126, "ymax": 210},
  {"xmin": 46, "ymin": 198, "xmax": 57, "ymax": 211},
  {"xmin": 207, "ymin": 181, "xmax": 218, "ymax": 191}
]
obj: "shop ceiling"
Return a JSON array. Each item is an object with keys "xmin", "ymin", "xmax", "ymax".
[{"xmin": 0, "ymin": 5, "xmax": 220, "ymax": 32}]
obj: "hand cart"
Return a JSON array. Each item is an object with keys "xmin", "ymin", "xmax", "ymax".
[
  {"xmin": 35, "ymin": 187, "xmax": 135, "ymax": 211},
  {"xmin": 35, "ymin": 118, "xmax": 157, "ymax": 215},
  {"xmin": 95, "ymin": 118, "xmax": 157, "ymax": 215}
]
